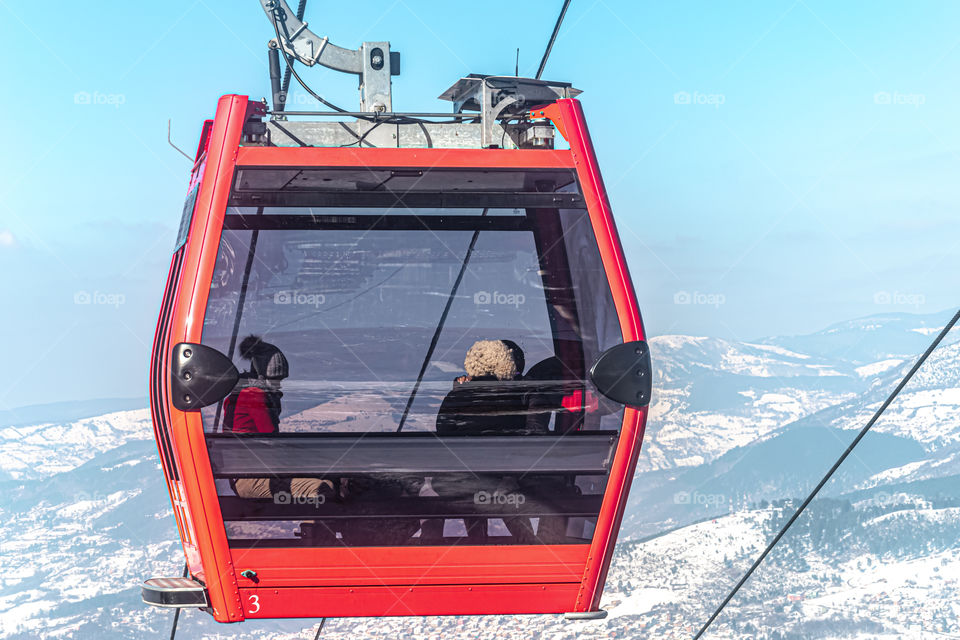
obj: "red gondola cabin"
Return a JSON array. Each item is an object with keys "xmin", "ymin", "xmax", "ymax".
[{"xmin": 144, "ymin": 72, "xmax": 651, "ymax": 622}]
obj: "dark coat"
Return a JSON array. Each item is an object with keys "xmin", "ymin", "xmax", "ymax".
[{"xmin": 435, "ymin": 376, "xmax": 534, "ymax": 436}]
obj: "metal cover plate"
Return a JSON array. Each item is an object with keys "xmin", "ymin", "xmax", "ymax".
[{"xmin": 142, "ymin": 577, "xmax": 208, "ymax": 608}]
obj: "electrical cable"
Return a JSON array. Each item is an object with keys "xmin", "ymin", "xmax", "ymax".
[
  {"xmin": 416, "ymin": 120, "xmax": 433, "ymax": 148},
  {"xmin": 269, "ymin": 7, "xmax": 350, "ymax": 114},
  {"xmin": 168, "ymin": 562, "xmax": 189, "ymax": 640},
  {"xmin": 338, "ymin": 117, "xmax": 443, "ymax": 148},
  {"xmin": 268, "ymin": 5, "xmax": 467, "ymax": 128},
  {"xmin": 692, "ymin": 308, "xmax": 960, "ymax": 639},
  {"xmin": 339, "ymin": 120, "xmax": 385, "ymax": 147},
  {"xmin": 337, "ymin": 121, "xmax": 374, "ymax": 147}
]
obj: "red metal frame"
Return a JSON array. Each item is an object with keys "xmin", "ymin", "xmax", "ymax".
[
  {"xmin": 536, "ymin": 100, "xmax": 649, "ymax": 611},
  {"xmin": 150, "ymin": 95, "xmax": 647, "ymax": 622},
  {"xmin": 235, "ymin": 145, "xmax": 576, "ymax": 168}
]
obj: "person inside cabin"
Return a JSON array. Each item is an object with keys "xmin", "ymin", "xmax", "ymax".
[
  {"xmin": 516, "ymin": 353, "xmax": 586, "ymax": 544},
  {"xmin": 435, "ymin": 339, "xmax": 532, "ymax": 435},
  {"xmin": 425, "ymin": 339, "xmax": 541, "ymax": 543},
  {"xmin": 238, "ymin": 335, "xmax": 288, "ymax": 430},
  {"xmin": 336, "ymin": 474, "xmax": 423, "ymax": 547},
  {"xmin": 224, "ymin": 337, "xmax": 336, "ymax": 543}
]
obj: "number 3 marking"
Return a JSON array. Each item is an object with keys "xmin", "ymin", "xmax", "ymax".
[{"xmin": 248, "ymin": 594, "xmax": 260, "ymax": 614}]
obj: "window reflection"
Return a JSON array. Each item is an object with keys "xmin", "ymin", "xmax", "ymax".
[{"xmin": 203, "ymin": 184, "xmax": 624, "ymax": 547}]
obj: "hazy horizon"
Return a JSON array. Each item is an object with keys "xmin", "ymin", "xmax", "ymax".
[{"xmin": 2, "ymin": 0, "xmax": 958, "ymax": 407}]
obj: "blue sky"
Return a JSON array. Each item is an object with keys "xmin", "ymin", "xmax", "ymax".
[{"xmin": 0, "ymin": 0, "xmax": 958, "ymax": 407}]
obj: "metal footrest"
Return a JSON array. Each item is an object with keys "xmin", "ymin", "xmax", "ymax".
[
  {"xmin": 142, "ymin": 577, "xmax": 208, "ymax": 608},
  {"xmin": 564, "ymin": 610, "xmax": 608, "ymax": 621}
]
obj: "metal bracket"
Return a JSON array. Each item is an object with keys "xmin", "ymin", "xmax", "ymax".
[
  {"xmin": 170, "ymin": 343, "xmax": 240, "ymax": 411},
  {"xmin": 439, "ymin": 75, "xmax": 582, "ymax": 148},
  {"xmin": 589, "ymin": 340, "xmax": 652, "ymax": 408},
  {"xmin": 260, "ymin": 0, "xmax": 398, "ymax": 111}
]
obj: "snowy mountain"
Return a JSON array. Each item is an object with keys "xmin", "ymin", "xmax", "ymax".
[
  {"xmin": 0, "ymin": 408, "xmax": 152, "ymax": 482},
  {"xmin": 0, "ymin": 310, "xmax": 957, "ymax": 639},
  {"xmin": 762, "ymin": 309, "xmax": 960, "ymax": 366},
  {"xmin": 643, "ymin": 335, "xmax": 865, "ymax": 470},
  {"xmin": 643, "ymin": 311, "xmax": 960, "ymax": 474}
]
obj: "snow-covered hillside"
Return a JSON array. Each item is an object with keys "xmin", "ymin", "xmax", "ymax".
[
  {"xmin": 0, "ymin": 309, "xmax": 957, "ymax": 639},
  {"xmin": 642, "ymin": 311, "xmax": 960, "ymax": 473},
  {"xmin": 0, "ymin": 409, "xmax": 151, "ymax": 481},
  {"xmin": 233, "ymin": 505, "xmax": 960, "ymax": 639},
  {"xmin": 644, "ymin": 335, "xmax": 864, "ymax": 470}
]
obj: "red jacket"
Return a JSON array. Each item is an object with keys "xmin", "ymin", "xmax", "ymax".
[{"xmin": 223, "ymin": 387, "xmax": 276, "ymax": 434}]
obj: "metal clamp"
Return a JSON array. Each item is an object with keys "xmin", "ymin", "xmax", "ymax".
[{"xmin": 260, "ymin": 0, "xmax": 398, "ymax": 111}]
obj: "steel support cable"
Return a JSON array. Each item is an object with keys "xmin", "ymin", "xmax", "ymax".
[
  {"xmin": 396, "ymin": 209, "xmax": 489, "ymax": 433},
  {"xmin": 536, "ymin": 0, "xmax": 573, "ymax": 79},
  {"xmin": 279, "ymin": 0, "xmax": 309, "ymax": 101},
  {"xmin": 168, "ymin": 562, "xmax": 189, "ymax": 640},
  {"xmin": 692, "ymin": 308, "xmax": 960, "ymax": 639},
  {"xmin": 313, "ymin": 618, "xmax": 326, "ymax": 638}
]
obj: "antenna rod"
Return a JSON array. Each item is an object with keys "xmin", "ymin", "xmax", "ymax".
[
  {"xmin": 167, "ymin": 120, "xmax": 192, "ymax": 161},
  {"xmin": 536, "ymin": 0, "xmax": 572, "ymax": 79}
]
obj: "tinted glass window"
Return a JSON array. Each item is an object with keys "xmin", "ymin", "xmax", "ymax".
[{"xmin": 201, "ymin": 168, "xmax": 624, "ymax": 547}]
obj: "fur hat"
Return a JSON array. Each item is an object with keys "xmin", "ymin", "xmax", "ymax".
[{"xmin": 464, "ymin": 340, "xmax": 522, "ymax": 380}]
